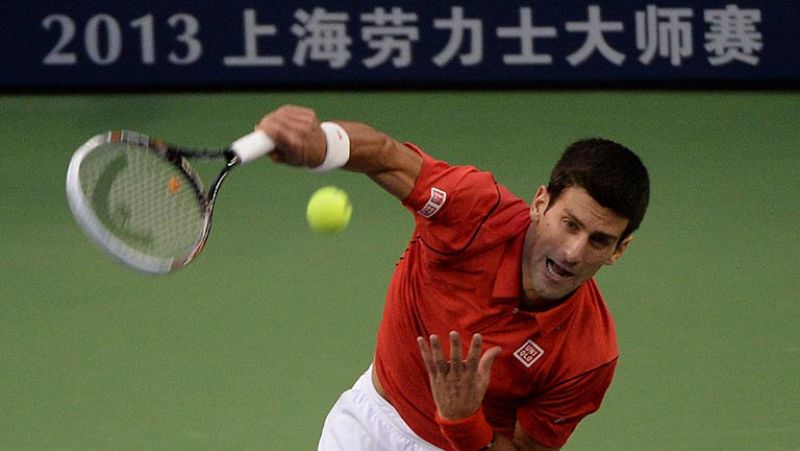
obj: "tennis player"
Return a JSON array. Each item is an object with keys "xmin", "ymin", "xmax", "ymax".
[{"xmin": 256, "ymin": 105, "xmax": 650, "ymax": 450}]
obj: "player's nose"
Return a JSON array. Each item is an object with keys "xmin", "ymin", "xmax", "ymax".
[{"xmin": 561, "ymin": 233, "xmax": 587, "ymax": 264}]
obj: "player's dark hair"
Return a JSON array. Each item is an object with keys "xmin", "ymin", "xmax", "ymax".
[{"xmin": 547, "ymin": 138, "xmax": 650, "ymax": 243}]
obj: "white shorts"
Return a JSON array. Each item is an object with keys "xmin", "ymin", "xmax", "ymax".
[{"xmin": 318, "ymin": 366, "xmax": 443, "ymax": 451}]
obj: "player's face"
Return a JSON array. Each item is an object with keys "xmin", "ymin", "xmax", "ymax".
[{"xmin": 521, "ymin": 186, "xmax": 632, "ymax": 308}]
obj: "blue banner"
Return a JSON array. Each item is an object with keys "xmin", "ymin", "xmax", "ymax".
[{"xmin": 3, "ymin": 1, "xmax": 798, "ymax": 90}]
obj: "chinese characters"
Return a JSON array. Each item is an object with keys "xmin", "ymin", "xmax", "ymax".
[{"xmin": 224, "ymin": 4, "xmax": 764, "ymax": 69}]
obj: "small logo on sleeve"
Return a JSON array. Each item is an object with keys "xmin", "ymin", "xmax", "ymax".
[
  {"xmin": 417, "ymin": 187, "xmax": 447, "ymax": 218},
  {"xmin": 514, "ymin": 339, "xmax": 544, "ymax": 368}
]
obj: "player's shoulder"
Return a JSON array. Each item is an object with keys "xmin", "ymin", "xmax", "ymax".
[{"xmin": 404, "ymin": 145, "xmax": 529, "ymax": 254}]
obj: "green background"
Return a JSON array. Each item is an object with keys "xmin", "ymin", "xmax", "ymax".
[{"xmin": 1, "ymin": 92, "xmax": 798, "ymax": 450}]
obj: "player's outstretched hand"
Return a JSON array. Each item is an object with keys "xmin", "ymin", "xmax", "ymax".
[
  {"xmin": 417, "ymin": 332, "xmax": 502, "ymax": 420},
  {"xmin": 256, "ymin": 105, "xmax": 327, "ymax": 168}
]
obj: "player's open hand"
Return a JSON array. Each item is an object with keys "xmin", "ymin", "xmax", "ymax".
[
  {"xmin": 417, "ymin": 332, "xmax": 502, "ymax": 420},
  {"xmin": 256, "ymin": 105, "xmax": 326, "ymax": 167}
]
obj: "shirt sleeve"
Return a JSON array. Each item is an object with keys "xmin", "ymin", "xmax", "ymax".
[
  {"xmin": 401, "ymin": 143, "xmax": 502, "ymax": 255},
  {"xmin": 516, "ymin": 359, "xmax": 618, "ymax": 449}
]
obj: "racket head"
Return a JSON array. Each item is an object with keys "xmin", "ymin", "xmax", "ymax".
[{"xmin": 66, "ymin": 130, "xmax": 211, "ymax": 274}]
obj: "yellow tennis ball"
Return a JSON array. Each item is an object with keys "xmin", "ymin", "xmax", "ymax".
[{"xmin": 306, "ymin": 186, "xmax": 352, "ymax": 234}]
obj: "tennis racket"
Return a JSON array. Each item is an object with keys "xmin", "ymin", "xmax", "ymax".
[{"xmin": 66, "ymin": 129, "xmax": 274, "ymax": 275}]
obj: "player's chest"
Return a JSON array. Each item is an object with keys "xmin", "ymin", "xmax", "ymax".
[{"xmin": 477, "ymin": 309, "xmax": 572, "ymax": 399}]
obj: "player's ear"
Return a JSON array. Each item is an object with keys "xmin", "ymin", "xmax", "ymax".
[
  {"xmin": 605, "ymin": 234, "xmax": 633, "ymax": 265},
  {"xmin": 529, "ymin": 186, "xmax": 549, "ymax": 221}
]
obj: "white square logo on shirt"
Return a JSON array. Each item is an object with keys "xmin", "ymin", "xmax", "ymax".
[
  {"xmin": 417, "ymin": 187, "xmax": 447, "ymax": 218},
  {"xmin": 514, "ymin": 339, "xmax": 544, "ymax": 368}
]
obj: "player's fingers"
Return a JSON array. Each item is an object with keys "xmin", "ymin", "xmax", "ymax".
[
  {"xmin": 429, "ymin": 335, "xmax": 448, "ymax": 373},
  {"xmin": 280, "ymin": 105, "xmax": 320, "ymax": 130},
  {"xmin": 258, "ymin": 108, "xmax": 303, "ymax": 146},
  {"xmin": 465, "ymin": 333, "xmax": 483, "ymax": 370},
  {"xmin": 269, "ymin": 105, "xmax": 320, "ymax": 139},
  {"xmin": 256, "ymin": 105, "xmax": 326, "ymax": 167},
  {"xmin": 449, "ymin": 331, "xmax": 462, "ymax": 370},
  {"xmin": 417, "ymin": 336, "xmax": 436, "ymax": 375},
  {"xmin": 256, "ymin": 113, "xmax": 282, "ymax": 141},
  {"xmin": 268, "ymin": 151, "xmax": 284, "ymax": 163},
  {"xmin": 478, "ymin": 346, "xmax": 503, "ymax": 376}
]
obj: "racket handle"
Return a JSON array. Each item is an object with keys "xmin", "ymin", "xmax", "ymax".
[{"xmin": 231, "ymin": 130, "xmax": 275, "ymax": 164}]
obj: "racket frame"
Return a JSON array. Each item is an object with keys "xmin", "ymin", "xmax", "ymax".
[{"xmin": 66, "ymin": 130, "xmax": 241, "ymax": 274}]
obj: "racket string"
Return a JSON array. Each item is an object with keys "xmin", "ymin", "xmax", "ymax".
[{"xmin": 79, "ymin": 142, "xmax": 205, "ymax": 259}]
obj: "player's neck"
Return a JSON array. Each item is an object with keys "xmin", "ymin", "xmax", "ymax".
[{"xmin": 520, "ymin": 290, "xmax": 574, "ymax": 312}]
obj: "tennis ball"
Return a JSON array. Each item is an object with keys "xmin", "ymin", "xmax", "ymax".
[{"xmin": 306, "ymin": 186, "xmax": 352, "ymax": 234}]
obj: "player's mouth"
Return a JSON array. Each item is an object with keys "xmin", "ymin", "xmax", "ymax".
[{"xmin": 545, "ymin": 258, "xmax": 574, "ymax": 281}]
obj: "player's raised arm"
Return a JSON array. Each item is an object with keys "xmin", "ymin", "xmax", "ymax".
[{"xmin": 256, "ymin": 105, "xmax": 422, "ymax": 200}]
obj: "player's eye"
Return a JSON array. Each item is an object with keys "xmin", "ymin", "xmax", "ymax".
[
  {"xmin": 590, "ymin": 235, "xmax": 612, "ymax": 248},
  {"xmin": 562, "ymin": 219, "xmax": 578, "ymax": 231}
]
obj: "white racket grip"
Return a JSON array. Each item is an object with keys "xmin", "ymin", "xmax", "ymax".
[{"xmin": 231, "ymin": 130, "xmax": 275, "ymax": 164}]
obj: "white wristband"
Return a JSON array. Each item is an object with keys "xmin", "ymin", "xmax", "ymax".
[{"xmin": 309, "ymin": 121, "xmax": 350, "ymax": 173}]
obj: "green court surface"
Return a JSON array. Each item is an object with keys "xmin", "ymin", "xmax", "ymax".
[{"xmin": 1, "ymin": 91, "xmax": 798, "ymax": 450}]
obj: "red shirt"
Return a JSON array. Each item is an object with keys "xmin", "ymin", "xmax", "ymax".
[{"xmin": 374, "ymin": 145, "xmax": 619, "ymax": 449}]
